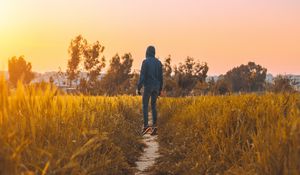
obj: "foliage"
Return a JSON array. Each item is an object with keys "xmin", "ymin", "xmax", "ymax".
[
  {"xmin": 80, "ymin": 40, "xmax": 106, "ymax": 95},
  {"xmin": 66, "ymin": 35, "xmax": 85, "ymax": 87},
  {"xmin": 212, "ymin": 76, "xmax": 232, "ymax": 95},
  {"xmin": 161, "ymin": 56, "xmax": 209, "ymax": 96},
  {"xmin": 128, "ymin": 71, "xmax": 140, "ymax": 95},
  {"xmin": 8, "ymin": 56, "xmax": 35, "ymax": 87},
  {"xmin": 67, "ymin": 35, "xmax": 106, "ymax": 94},
  {"xmin": 101, "ymin": 53, "xmax": 134, "ymax": 95},
  {"xmin": 154, "ymin": 94, "xmax": 300, "ymax": 175},
  {"xmin": 162, "ymin": 55, "xmax": 177, "ymax": 96},
  {"xmin": 174, "ymin": 57, "xmax": 209, "ymax": 96},
  {"xmin": 224, "ymin": 62, "xmax": 267, "ymax": 92},
  {"xmin": 272, "ymin": 75, "xmax": 297, "ymax": 93}
]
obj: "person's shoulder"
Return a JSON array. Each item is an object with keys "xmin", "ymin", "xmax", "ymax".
[
  {"xmin": 157, "ymin": 59, "xmax": 163, "ymax": 67},
  {"xmin": 155, "ymin": 58, "xmax": 162, "ymax": 64},
  {"xmin": 142, "ymin": 58, "xmax": 148, "ymax": 64}
]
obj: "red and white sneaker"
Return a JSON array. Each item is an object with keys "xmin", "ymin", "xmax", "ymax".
[
  {"xmin": 141, "ymin": 127, "xmax": 151, "ymax": 135},
  {"xmin": 150, "ymin": 127, "xmax": 157, "ymax": 136}
]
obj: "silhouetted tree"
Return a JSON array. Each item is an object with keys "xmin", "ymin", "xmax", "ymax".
[
  {"xmin": 192, "ymin": 82, "xmax": 209, "ymax": 95},
  {"xmin": 78, "ymin": 78, "xmax": 88, "ymax": 94},
  {"xmin": 8, "ymin": 56, "xmax": 34, "ymax": 87},
  {"xmin": 66, "ymin": 35, "xmax": 84, "ymax": 87},
  {"xmin": 101, "ymin": 53, "xmax": 133, "ymax": 95},
  {"xmin": 207, "ymin": 77, "xmax": 216, "ymax": 94},
  {"xmin": 213, "ymin": 76, "xmax": 232, "ymax": 95},
  {"xmin": 81, "ymin": 40, "xmax": 105, "ymax": 94},
  {"xmin": 162, "ymin": 55, "xmax": 177, "ymax": 96},
  {"xmin": 272, "ymin": 75, "xmax": 296, "ymax": 93},
  {"xmin": 163, "ymin": 55, "xmax": 172, "ymax": 77},
  {"xmin": 174, "ymin": 57, "xmax": 209, "ymax": 96},
  {"xmin": 224, "ymin": 62, "xmax": 267, "ymax": 92},
  {"xmin": 128, "ymin": 71, "xmax": 140, "ymax": 95}
]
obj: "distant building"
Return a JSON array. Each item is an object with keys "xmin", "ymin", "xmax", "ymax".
[
  {"xmin": 206, "ymin": 75, "xmax": 219, "ymax": 82},
  {"xmin": 31, "ymin": 71, "xmax": 105, "ymax": 89},
  {"xmin": 265, "ymin": 74, "xmax": 274, "ymax": 83},
  {"xmin": 32, "ymin": 71, "xmax": 90, "ymax": 87},
  {"xmin": 266, "ymin": 74, "xmax": 300, "ymax": 91},
  {"xmin": 3, "ymin": 70, "xmax": 300, "ymax": 92},
  {"xmin": 289, "ymin": 75, "xmax": 300, "ymax": 91}
]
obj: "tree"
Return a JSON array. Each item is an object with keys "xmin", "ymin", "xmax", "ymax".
[
  {"xmin": 163, "ymin": 55, "xmax": 172, "ymax": 78},
  {"xmin": 100, "ymin": 53, "xmax": 133, "ymax": 95},
  {"xmin": 174, "ymin": 57, "xmax": 209, "ymax": 96},
  {"xmin": 128, "ymin": 70, "xmax": 140, "ymax": 95},
  {"xmin": 207, "ymin": 77, "xmax": 216, "ymax": 94},
  {"xmin": 66, "ymin": 35, "xmax": 85, "ymax": 87},
  {"xmin": 78, "ymin": 78, "xmax": 88, "ymax": 94},
  {"xmin": 8, "ymin": 56, "xmax": 35, "ymax": 87},
  {"xmin": 192, "ymin": 82, "xmax": 209, "ymax": 96},
  {"xmin": 224, "ymin": 62, "xmax": 267, "ymax": 92},
  {"xmin": 213, "ymin": 76, "xmax": 232, "ymax": 95},
  {"xmin": 81, "ymin": 40, "xmax": 106, "ymax": 94},
  {"xmin": 272, "ymin": 75, "xmax": 296, "ymax": 93},
  {"xmin": 162, "ymin": 55, "xmax": 177, "ymax": 96}
]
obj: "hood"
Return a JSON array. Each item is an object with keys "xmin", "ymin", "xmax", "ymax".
[{"xmin": 146, "ymin": 46, "xmax": 155, "ymax": 58}]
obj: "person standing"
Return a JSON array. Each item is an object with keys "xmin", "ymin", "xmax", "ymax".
[{"xmin": 137, "ymin": 46, "xmax": 163, "ymax": 135}]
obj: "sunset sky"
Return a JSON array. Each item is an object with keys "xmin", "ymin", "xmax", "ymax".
[{"xmin": 0, "ymin": 0, "xmax": 299, "ymax": 75}]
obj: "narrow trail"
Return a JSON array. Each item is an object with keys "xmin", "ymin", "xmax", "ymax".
[
  {"xmin": 135, "ymin": 134, "xmax": 159, "ymax": 174},
  {"xmin": 135, "ymin": 117, "xmax": 160, "ymax": 175}
]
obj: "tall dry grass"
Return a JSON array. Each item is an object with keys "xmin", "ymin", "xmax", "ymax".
[
  {"xmin": 155, "ymin": 94, "xmax": 300, "ymax": 175},
  {"xmin": 0, "ymin": 76, "xmax": 144, "ymax": 175},
  {"xmin": 1, "ymin": 74, "xmax": 299, "ymax": 175}
]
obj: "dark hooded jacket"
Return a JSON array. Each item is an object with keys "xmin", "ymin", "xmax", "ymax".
[{"xmin": 137, "ymin": 46, "xmax": 163, "ymax": 92}]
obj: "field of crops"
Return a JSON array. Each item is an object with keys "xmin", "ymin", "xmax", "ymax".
[
  {"xmin": 155, "ymin": 94, "xmax": 300, "ymax": 175},
  {"xmin": 1, "ymin": 75, "xmax": 299, "ymax": 175}
]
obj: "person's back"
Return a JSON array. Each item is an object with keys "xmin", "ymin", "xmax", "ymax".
[
  {"xmin": 138, "ymin": 46, "xmax": 163, "ymax": 90},
  {"xmin": 137, "ymin": 46, "xmax": 163, "ymax": 135},
  {"xmin": 143, "ymin": 57, "xmax": 162, "ymax": 88}
]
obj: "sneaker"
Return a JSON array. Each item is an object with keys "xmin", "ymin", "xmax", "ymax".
[
  {"xmin": 142, "ymin": 127, "xmax": 151, "ymax": 135},
  {"xmin": 150, "ymin": 127, "xmax": 157, "ymax": 136}
]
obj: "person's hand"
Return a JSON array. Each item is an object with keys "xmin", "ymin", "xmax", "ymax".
[{"xmin": 136, "ymin": 89, "xmax": 141, "ymax": 95}]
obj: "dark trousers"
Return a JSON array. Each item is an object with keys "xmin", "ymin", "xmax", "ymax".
[{"xmin": 142, "ymin": 86, "xmax": 159, "ymax": 128}]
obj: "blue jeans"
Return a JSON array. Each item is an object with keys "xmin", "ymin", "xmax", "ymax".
[{"xmin": 142, "ymin": 86, "xmax": 159, "ymax": 128}]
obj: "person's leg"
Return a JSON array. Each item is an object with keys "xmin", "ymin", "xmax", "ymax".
[
  {"xmin": 142, "ymin": 88, "xmax": 151, "ymax": 128},
  {"xmin": 150, "ymin": 90, "xmax": 158, "ymax": 127}
]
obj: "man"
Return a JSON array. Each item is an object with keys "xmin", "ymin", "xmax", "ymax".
[{"xmin": 137, "ymin": 46, "xmax": 163, "ymax": 136}]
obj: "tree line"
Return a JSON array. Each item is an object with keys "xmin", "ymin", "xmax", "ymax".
[{"xmin": 7, "ymin": 35, "xmax": 299, "ymax": 95}]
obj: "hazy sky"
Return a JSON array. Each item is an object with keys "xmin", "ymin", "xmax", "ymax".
[{"xmin": 0, "ymin": 0, "xmax": 299, "ymax": 75}]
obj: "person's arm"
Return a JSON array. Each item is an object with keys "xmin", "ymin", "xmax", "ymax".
[
  {"xmin": 137, "ymin": 60, "xmax": 146, "ymax": 92},
  {"xmin": 159, "ymin": 61, "xmax": 163, "ymax": 95}
]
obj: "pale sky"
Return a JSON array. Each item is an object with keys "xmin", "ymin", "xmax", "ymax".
[{"xmin": 0, "ymin": 0, "xmax": 299, "ymax": 75}]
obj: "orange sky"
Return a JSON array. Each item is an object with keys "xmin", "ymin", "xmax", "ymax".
[{"xmin": 0, "ymin": 0, "xmax": 299, "ymax": 75}]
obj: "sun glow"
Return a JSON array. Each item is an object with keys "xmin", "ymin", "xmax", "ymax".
[
  {"xmin": 0, "ymin": 0, "xmax": 299, "ymax": 74},
  {"xmin": 0, "ymin": 1, "xmax": 10, "ymax": 27}
]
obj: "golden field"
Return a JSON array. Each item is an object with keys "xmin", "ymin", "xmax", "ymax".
[
  {"xmin": 0, "ymin": 75, "xmax": 299, "ymax": 175},
  {"xmin": 155, "ymin": 94, "xmax": 300, "ymax": 175},
  {"xmin": 0, "ymin": 76, "xmax": 144, "ymax": 175}
]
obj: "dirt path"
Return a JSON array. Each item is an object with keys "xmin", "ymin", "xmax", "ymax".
[{"xmin": 135, "ymin": 133, "xmax": 160, "ymax": 175}]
